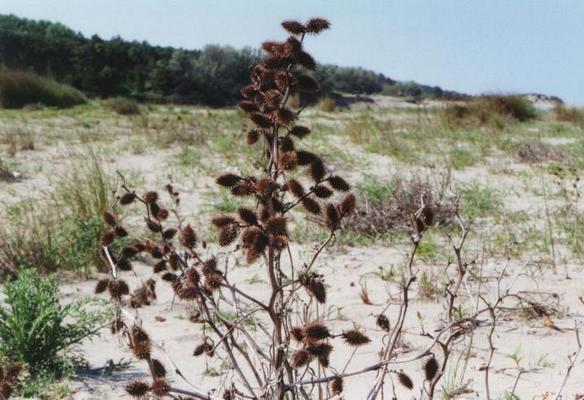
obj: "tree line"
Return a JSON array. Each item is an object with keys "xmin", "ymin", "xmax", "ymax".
[{"xmin": 0, "ymin": 14, "xmax": 462, "ymax": 107}]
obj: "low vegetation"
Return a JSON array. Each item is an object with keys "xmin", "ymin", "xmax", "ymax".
[{"xmin": 0, "ymin": 70, "xmax": 86, "ymax": 109}]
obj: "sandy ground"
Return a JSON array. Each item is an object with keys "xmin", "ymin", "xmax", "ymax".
[{"xmin": 1, "ymin": 97, "xmax": 583, "ymax": 399}]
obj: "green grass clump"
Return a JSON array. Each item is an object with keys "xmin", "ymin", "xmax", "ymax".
[
  {"xmin": 552, "ymin": 104, "xmax": 584, "ymax": 126},
  {"xmin": 0, "ymin": 70, "xmax": 86, "ymax": 109},
  {"xmin": 107, "ymin": 97, "xmax": 141, "ymax": 115},
  {"xmin": 459, "ymin": 182, "xmax": 502, "ymax": 221},
  {"xmin": 0, "ymin": 269, "xmax": 106, "ymax": 380}
]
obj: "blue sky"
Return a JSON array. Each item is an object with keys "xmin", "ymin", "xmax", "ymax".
[{"xmin": 2, "ymin": 0, "xmax": 583, "ymax": 104}]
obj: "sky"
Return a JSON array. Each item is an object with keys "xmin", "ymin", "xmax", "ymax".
[{"xmin": 2, "ymin": 0, "xmax": 583, "ymax": 104}]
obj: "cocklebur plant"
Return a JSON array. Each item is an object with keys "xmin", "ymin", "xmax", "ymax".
[
  {"xmin": 95, "ymin": 18, "xmax": 367, "ymax": 400},
  {"xmin": 94, "ymin": 18, "xmax": 524, "ymax": 400}
]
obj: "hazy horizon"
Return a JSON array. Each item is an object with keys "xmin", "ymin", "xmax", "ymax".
[{"xmin": 2, "ymin": 0, "xmax": 583, "ymax": 104}]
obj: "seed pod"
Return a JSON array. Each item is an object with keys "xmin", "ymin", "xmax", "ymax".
[
  {"xmin": 122, "ymin": 245, "xmax": 139, "ymax": 258},
  {"xmin": 296, "ymin": 149, "xmax": 317, "ymax": 165},
  {"xmin": 180, "ymin": 225, "xmax": 197, "ymax": 248},
  {"xmin": 143, "ymin": 191, "xmax": 159, "ymax": 204},
  {"xmin": 231, "ymin": 181, "xmax": 255, "ymax": 196},
  {"xmin": 342, "ymin": 329, "xmax": 371, "ymax": 347},
  {"xmin": 424, "ymin": 356, "xmax": 439, "ymax": 381},
  {"xmin": 150, "ymin": 379, "xmax": 170, "ymax": 397},
  {"xmin": 161, "ymin": 272, "xmax": 177, "ymax": 282},
  {"xmin": 330, "ymin": 376, "xmax": 343, "ymax": 395},
  {"xmin": 102, "ymin": 211, "xmax": 116, "ymax": 227},
  {"xmin": 125, "ymin": 380, "xmax": 150, "ymax": 397},
  {"xmin": 247, "ymin": 129, "xmax": 259, "ymax": 145},
  {"xmin": 301, "ymin": 197, "xmax": 321, "ymax": 214},
  {"xmin": 287, "ymin": 179, "xmax": 305, "ymax": 198},
  {"xmin": 238, "ymin": 100, "xmax": 258, "ymax": 113},
  {"xmin": 155, "ymin": 208, "xmax": 169, "ymax": 221},
  {"xmin": 291, "ymin": 326, "xmax": 305, "ymax": 342},
  {"xmin": 95, "ymin": 278, "xmax": 110, "ymax": 294},
  {"xmin": 108, "ymin": 279, "xmax": 129, "ymax": 300},
  {"xmin": 119, "ymin": 192, "xmax": 136, "ymax": 205},
  {"xmin": 305, "ymin": 17, "xmax": 331, "ymax": 34},
  {"xmin": 100, "ymin": 229, "xmax": 116, "ymax": 246},
  {"xmin": 265, "ymin": 216, "xmax": 287, "ymax": 236},
  {"xmin": 397, "ymin": 371, "xmax": 413, "ymax": 390},
  {"xmin": 303, "ymin": 322, "xmax": 330, "ymax": 342},
  {"xmin": 313, "ymin": 184, "xmax": 333, "ymax": 198},
  {"xmin": 310, "ymin": 158, "xmax": 326, "ymax": 182},
  {"xmin": 328, "ymin": 175, "xmax": 351, "ymax": 191},
  {"xmin": 163, "ymin": 228, "xmax": 178, "ymax": 239},
  {"xmin": 278, "ymin": 151, "xmax": 298, "ymax": 170},
  {"xmin": 282, "ymin": 20, "xmax": 305, "ymax": 34},
  {"xmin": 130, "ymin": 325, "xmax": 151, "ymax": 359},
  {"xmin": 296, "ymin": 51, "xmax": 316, "ymax": 70},
  {"xmin": 145, "ymin": 218, "xmax": 161, "ymax": 232},
  {"xmin": 250, "ymin": 112, "xmax": 273, "ymax": 128},
  {"xmin": 153, "ymin": 260, "xmax": 167, "ymax": 273},
  {"xmin": 279, "ymin": 136, "xmax": 295, "ymax": 152},
  {"xmin": 216, "ymin": 173, "xmax": 240, "ymax": 187},
  {"xmin": 376, "ymin": 314, "xmax": 390, "ymax": 332},
  {"xmin": 340, "ymin": 193, "xmax": 357, "ymax": 215},
  {"xmin": 219, "ymin": 224, "xmax": 240, "ymax": 246},
  {"xmin": 152, "ymin": 358, "xmax": 167, "ymax": 378},
  {"xmin": 114, "ymin": 226, "xmax": 128, "ymax": 237},
  {"xmin": 289, "ymin": 126, "xmax": 311, "ymax": 139},
  {"xmin": 307, "ymin": 342, "xmax": 333, "ymax": 367},
  {"xmin": 238, "ymin": 207, "xmax": 258, "ymax": 225},
  {"xmin": 291, "ymin": 349, "xmax": 312, "ymax": 368},
  {"xmin": 212, "ymin": 215, "xmax": 236, "ymax": 228},
  {"xmin": 325, "ymin": 203, "xmax": 340, "ymax": 230}
]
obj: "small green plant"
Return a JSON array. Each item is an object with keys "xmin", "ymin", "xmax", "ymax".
[
  {"xmin": 0, "ymin": 269, "xmax": 106, "ymax": 376},
  {"xmin": 459, "ymin": 182, "xmax": 502, "ymax": 221}
]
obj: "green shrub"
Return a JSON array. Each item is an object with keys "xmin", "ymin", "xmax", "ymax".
[
  {"xmin": 553, "ymin": 104, "xmax": 584, "ymax": 126},
  {"xmin": 0, "ymin": 269, "xmax": 106, "ymax": 375},
  {"xmin": 0, "ymin": 70, "xmax": 86, "ymax": 109},
  {"xmin": 107, "ymin": 97, "xmax": 141, "ymax": 115}
]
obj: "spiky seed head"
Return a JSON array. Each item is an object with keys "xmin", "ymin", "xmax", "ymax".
[
  {"xmin": 100, "ymin": 229, "xmax": 115, "ymax": 246},
  {"xmin": 303, "ymin": 322, "xmax": 330, "ymax": 341},
  {"xmin": 151, "ymin": 358, "xmax": 166, "ymax": 378},
  {"xmin": 340, "ymin": 193, "xmax": 357, "ymax": 216},
  {"xmin": 296, "ymin": 51, "xmax": 316, "ymax": 70},
  {"xmin": 153, "ymin": 260, "xmax": 167, "ymax": 273},
  {"xmin": 265, "ymin": 216, "xmax": 287, "ymax": 236},
  {"xmin": 125, "ymin": 380, "xmax": 149, "ymax": 397},
  {"xmin": 296, "ymin": 149, "xmax": 317, "ymax": 165},
  {"xmin": 155, "ymin": 208, "xmax": 169, "ymax": 220},
  {"xmin": 328, "ymin": 175, "xmax": 351, "ymax": 191},
  {"xmin": 305, "ymin": 17, "xmax": 331, "ymax": 34},
  {"xmin": 308, "ymin": 277, "xmax": 326, "ymax": 303},
  {"xmin": 102, "ymin": 211, "xmax": 116, "ymax": 227},
  {"xmin": 4, "ymin": 363, "xmax": 22, "ymax": 382},
  {"xmin": 279, "ymin": 136, "xmax": 295, "ymax": 152},
  {"xmin": 238, "ymin": 100, "xmax": 258, "ymax": 113},
  {"xmin": 289, "ymin": 126, "xmax": 311, "ymax": 139},
  {"xmin": 143, "ymin": 191, "xmax": 159, "ymax": 204},
  {"xmin": 108, "ymin": 279, "xmax": 130, "ymax": 299},
  {"xmin": 161, "ymin": 272, "xmax": 177, "ymax": 282},
  {"xmin": 115, "ymin": 226, "xmax": 128, "ymax": 237},
  {"xmin": 376, "ymin": 314, "xmax": 390, "ymax": 332},
  {"xmin": 150, "ymin": 379, "xmax": 170, "ymax": 397},
  {"xmin": 162, "ymin": 228, "xmax": 178, "ymax": 239},
  {"xmin": 180, "ymin": 225, "xmax": 197, "ymax": 248},
  {"xmin": 310, "ymin": 159, "xmax": 326, "ymax": 182},
  {"xmin": 122, "ymin": 245, "xmax": 139, "ymax": 258},
  {"xmin": 111, "ymin": 318, "xmax": 124, "ymax": 334},
  {"xmin": 238, "ymin": 207, "xmax": 258, "ymax": 225},
  {"xmin": 291, "ymin": 326, "xmax": 305, "ymax": 342},
  {"xmin": 193, "ymin": 343, "xmax": 207, "ymax": 356},
  {"xmin": 424, "ymin": 357, "xmax": 439, "ymax": 381},
  {"xmin": 291, "ymin": 349, "xmax": 312, "ymax": 368},
  {"xmin": 325, "ymin": 203, "xmax": 341, "ymax": 230},
  {"xmin": 185, "ymin": 267, "xmax": 200, "ymax": 286},
  {"xmin": 261, "ymin": 40, "xmax": 286, "ymax": 55},
  {"xmin": 202, "ymin": 257, "xmax": 218, "ymax": 275},
  {"xmin": 145, "ymin": 218, "xmax": 161, "ymax": 232},
  {"xmin": 131, "ymin": 325, "xmax": 151, "ymax": 359},
  {"xmin": 95, "ymin": 278, "xmax": 109, "ymax": 294},
  {"xmin": 0, "ymin": 382, "xmax": 13, "ymax": 398},
  {"xmin": 342, "ymin": 329, "xmax": 371, "ymax": 346},
  {"xmin": 330, "ymin": 376, "xmax": 343, "ymax": 395},
  {"xmin": 282, "ymin": 20, "xmax": 305, "ymax": 34},
  {"xmin": 287, "ymin": 179, "xmax": 305, "ymax": 198},
  {"xmin": 313, "ymin": 184, "xmax": 333, "ymax": 198},
  {"xmin": 204, "ymin": 273, "xmax": 223, "ymax": 292},
  {"xmin": 247, "ymin": 129, "xmax": 260, "ymax": 145},
  {"xmin": 397, "ymin": 371, "xmax": 413, "ymax": 389},
  {"xmin": 301, "ymin": 197, "xmax": 321, "ymax": 214},
  {"xmin": 250, "ymin": 112, "xmax": 273, "ymax": 128},
  {"xmin": 241, "ymin": 84, "xmax": 256, "ymax": 98},
  {"xmin": 119, "ymin": 192, "xmax": 136, "ymax": 205},
  {"xmin": 274, "ymin": 108, "xmax": 296, "ymax": 127},
  {"xmin": 219, "ymin": 224, "xmax": 240, "ymax": 247},
  {"xmin": 307, "ymin": 342, "xmax": 333, "ymax": 367},
  {"xmin": 216, "ymin": 173, "xmax": 240, "ymax": 187},
  {"xmin": 212, "ymin": 215, "xmax": 237, "ymax": 228},
  {"xmin": 296, "ymin": 75, "xmax": 320, "ymax": 93},
  {"xmin": 278, "ymin": 151, "xmax": 298, "ymax": 170},
  {"xmin": 231, "ymin": 181, "xmax": 255, "ymax": 196}
]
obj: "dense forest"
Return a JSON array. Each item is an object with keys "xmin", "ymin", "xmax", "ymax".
[{"xmin": 0, "ymin": 14, "xmax": 462, "ymax": 106}]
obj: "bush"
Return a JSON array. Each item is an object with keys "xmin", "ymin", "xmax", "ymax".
[
  {"xmin": 0, "ymin": 154, "xmax": 117, "ymax": 277},
  {"xmin": 0, "ymin": 70, "xmax": 86, "ymax": 109},
  {"xmin": 553, "ymin": 104, "xmax": 584, "ymax": 126},
  {"xmin": 0, "ymin": 269, "xmax": 106, "ymax": 375},
  {"xmin": 107, "ymin": 97, "xmax": 141, "ymax": 115},
  {"xmin": 441, "ymin": 95, "xmax": 537, "ymax": 127}
]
